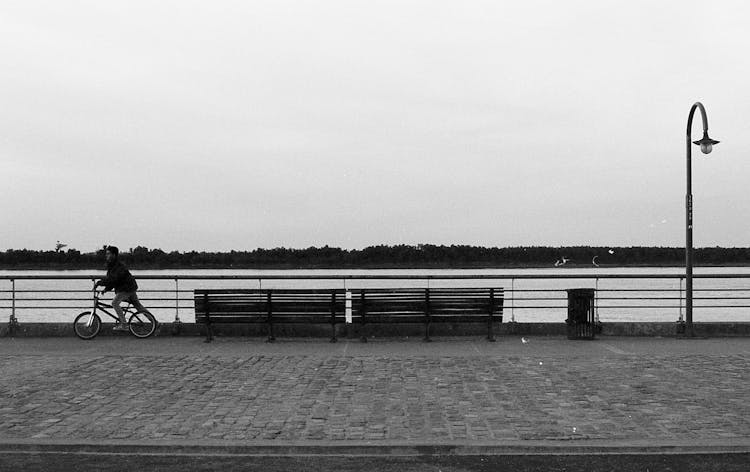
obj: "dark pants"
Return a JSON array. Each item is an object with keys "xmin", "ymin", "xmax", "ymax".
[{"xmin": 112, "ymin": 291, "xmax": 152, "ymax": 322}]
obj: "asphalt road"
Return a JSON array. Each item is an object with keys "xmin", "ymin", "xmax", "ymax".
[{"xmin": 2, "ymin": 451, "xmax": 749, "ymax": 472}]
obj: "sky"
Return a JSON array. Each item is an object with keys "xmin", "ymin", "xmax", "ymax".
[{"xmin": 2, "ymin": 0, "xmax": 750, "ymax": 252}]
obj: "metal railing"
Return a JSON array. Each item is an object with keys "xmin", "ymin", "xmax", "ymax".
[{"xmin": 2, "ymin": 273, "xmax": 750, "ymax": 325}]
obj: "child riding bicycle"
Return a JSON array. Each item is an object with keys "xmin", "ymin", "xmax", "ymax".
[{"xmin": 94, "ymin": 246, "xmax": 153, "ymax": 331}]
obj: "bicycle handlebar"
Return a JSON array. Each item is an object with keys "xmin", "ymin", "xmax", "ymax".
[{"xmin": 92, "ymin": 283, "xmax": 105, "ymax": 300}]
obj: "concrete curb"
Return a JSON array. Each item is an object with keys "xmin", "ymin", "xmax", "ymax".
[
  {"xmin": 4, "ymin": 321, "xmax": 750, "ymax": 338},
  {"xmin": 2, "ymin": 438, "xmax": 749, "ymax": 456}
]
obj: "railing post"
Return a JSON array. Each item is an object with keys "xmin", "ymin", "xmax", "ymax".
[
  {"xmin": 594, "ymin": 278, "xmax": 600, "ymax": 323},
  {"xmin": 594, "ymin": 278, "xmax": 602, "ymax": 334},
  {"xmin": 203, "ymin": 292, "xmax": 213, "ymax": 343},
  {"xmin": 423, "ymin": 288, "xmax": 431, "ymax": 342},
  {"xmin": 510, "ymin": 278, "xmax": 515, "ymax": 323},
  {"xmin": 8, "ymin": 279, "xmax": 18, "ymax": 336},
  {"xmin": 172, "ymin": 278, "xmax": 182, "ymax": 335},
  {"xmin": 676, "ymin": 276, "xmax": 686, "ymax": 334},
  {"xmin": 329, "ymin": 290, "xmax": 337, "ymax": 343},
  {"xmin": 487, "ymin": 287, "xmax": 496, "ymax": 342},
  {"xmin": 266, "ymin": 290, "xmax": 275, "ymax": 342},
  {"xmin": 360, "ymin": 290, "xmax": 367, "ymax": 343}
]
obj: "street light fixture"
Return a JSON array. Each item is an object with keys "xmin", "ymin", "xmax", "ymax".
[
  {"xmin": 685, "ymin": 102, "xmax": 719, "ymax": 337},
  {"xmin": 693, "ymin": 131, "xmax": 720, "ymax": 155}
]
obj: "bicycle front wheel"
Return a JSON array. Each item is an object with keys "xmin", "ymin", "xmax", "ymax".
[
  {"xmin": 74, "ymin": 312, "xmax": 101, "ymax": 340},
  {"xmin": 128, "ymin": 312, "xmax": 156, "ymax": 338}
]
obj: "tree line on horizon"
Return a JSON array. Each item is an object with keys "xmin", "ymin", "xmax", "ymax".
[{"xmin": 2, "ymin": 245, "xmax": 750, "ymax": 268}]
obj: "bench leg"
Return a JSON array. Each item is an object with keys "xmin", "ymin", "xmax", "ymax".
[
  {"xmin": 330, "ymin": 324, "xmax": 337, "ymax": 343},
  {"xmin": 204, "ymin": 323, "xmax": 213, "ymax": 343},
  {"xmin": 267, "ymin": 320, "xmax": 275, "ymax": 342}
]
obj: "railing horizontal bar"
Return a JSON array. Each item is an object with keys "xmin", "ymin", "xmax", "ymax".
[
  {"xmin": 1, "ymin": 273, "xmax": 747, "ymax": 280},
  {"xmin": 2, "ymin": 301, "xmax": 196, "ymax": 304},
  {"xmin": 5, "ymin": 289, "xmax": 744, "ymax": 295},
  {"xmin": 507, "ymin": 296, "xmax": 750, "ymax": 301},
  {"xmin": 3, "ymin": 296, "xmax": 748, "ymax": 301},
  {"xmin": 506, "ymin": 305, "xmax": 750, "ymax": 309},
  {"xmin": 0, "ymin": 289, "xmax": 197, "ymax": 293},
  {"xmin": 3, "ymin": 307, "xmax": 747, "ymax": 312},
  {"xmin": 504, "ymin": 288, "xmax": 750, "ymax": 293},
  {"xmin": 599, "ymin": 296, "xmax": 750, "ymax": 300},
  {"xmin": 596, "ymin": 289, "xmax": 750, "ymax": 293},
  {"xmin": 5, "ymin": 297, "xmax": 200, "ymax": 301},
  {"xmin": 597, "ymin": 297, "xmax": 682, "ymax": 300},
  {"xmin": 3, "ymin": 297, "xmax": 749, "ymax": 303},
  {"xmin": 0, "ymin": 302, "xmax": 195, "ymax": 306},
  {"xmin": 7, "ymin": 287, "xmax": 746, "ymax": 293},
  {"xmin": 2, "ymin": 305, "xmax": 195, "ymax": 310},
  {"xmin": 597, "ymin": 305, "xmax": 750, "ymax": 309},
  {"xmin": 7, "ymin": 287, "xmax": 744, "ymax": 293}
]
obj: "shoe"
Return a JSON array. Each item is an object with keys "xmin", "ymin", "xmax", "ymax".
[{"xmin": 112, "ymin": 324, "xmax": 128, "ymax": 331}]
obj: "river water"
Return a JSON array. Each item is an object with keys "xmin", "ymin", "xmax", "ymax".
[{"xmin": 2, "ymin": 267, "xmax": 750, "ymax": 323}]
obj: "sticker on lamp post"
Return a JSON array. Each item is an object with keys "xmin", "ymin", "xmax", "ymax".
[{"xmin": 345, "ymin": 291, "xmax": 352, "ymax": 323}]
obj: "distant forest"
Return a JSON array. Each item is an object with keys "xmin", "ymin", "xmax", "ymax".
[{"xmin": 2, "ymin": 245, "xmax": 750, "ymax": 269}]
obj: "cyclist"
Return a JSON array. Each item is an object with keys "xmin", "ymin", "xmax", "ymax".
[{"xmin": 94, "ymin": 245, "xmax": 153, "ymax": 331}]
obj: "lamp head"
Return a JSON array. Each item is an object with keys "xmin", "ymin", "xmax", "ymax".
[{"xmin": 693, "ymin": 132, "xmax": 720, "ymax": 154}]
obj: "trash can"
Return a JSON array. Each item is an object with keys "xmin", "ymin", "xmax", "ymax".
[{"xmin": 566, "ymin": 288, "xmax": 596, "ymax": 340}]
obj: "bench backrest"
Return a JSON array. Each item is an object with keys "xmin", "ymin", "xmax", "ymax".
[
  {"xmin": 351, "ymin": 287, "xmax": 503, "ymax": 323},
  {"xmin": 194, "ymin": 289, "xmax": 347, "ymax": 324}
]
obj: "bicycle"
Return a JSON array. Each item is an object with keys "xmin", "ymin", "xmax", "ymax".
[{"xmin": 73, "ymin": 285, "xmax": 157, "ymax": 340}]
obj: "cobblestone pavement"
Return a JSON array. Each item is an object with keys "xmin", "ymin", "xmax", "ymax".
[{"xmin": 1, "ymin": 337, "xmax": 749, "ymax": 443}]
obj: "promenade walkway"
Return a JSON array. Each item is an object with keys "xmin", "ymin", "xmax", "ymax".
[{"xmin": 1, "ymin": 335, "xmax": 749, "ymax": 469}]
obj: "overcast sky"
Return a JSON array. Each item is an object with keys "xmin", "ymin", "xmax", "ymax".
[{"xmin": 2, "ymin": 0, "xmax": 749, "ymax": 252}]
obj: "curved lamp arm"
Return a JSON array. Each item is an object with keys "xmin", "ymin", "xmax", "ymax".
[{"xmin": 688, "ymin": 102, "xmax": 720, "ymax": 154}]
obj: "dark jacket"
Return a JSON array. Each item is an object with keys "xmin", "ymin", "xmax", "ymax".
[{"xmin": 100, "ymin": 260, "xmax": 138, "ymax": 293}]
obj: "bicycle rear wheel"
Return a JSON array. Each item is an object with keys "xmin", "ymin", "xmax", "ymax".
[
  {"xmin": 128, "ymin": 311, "xmax": 156, "ymax": 338},
  {"xmin": 74, "ymin": 312, "xmax": 101, "ymax": 340}
]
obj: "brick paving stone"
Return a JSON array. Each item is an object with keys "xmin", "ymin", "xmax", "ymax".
[{"xmin": 1, "ymin": 339, "xmax": 749, "ymax": 444}]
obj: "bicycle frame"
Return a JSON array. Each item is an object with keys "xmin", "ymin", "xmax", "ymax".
[{"xmin": 87, "ymin": 289, "xmax": 136, "ymax": 327}]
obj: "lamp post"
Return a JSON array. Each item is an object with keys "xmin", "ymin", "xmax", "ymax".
[{"xmin": 685, "ymin": 102, "xmax": 719, "ymax": 337}]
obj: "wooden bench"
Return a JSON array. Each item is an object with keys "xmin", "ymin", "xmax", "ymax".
[
  {"xmin": 194, "ymin": 289, "xmax": 346, "ymax": 343},
  {"xmin": 194, "ymin": 287, "xmax": 503, "ymax": 342},
  {"xmin": 351, "ymin": 287, "xmax": 503, "ymax": 341}
]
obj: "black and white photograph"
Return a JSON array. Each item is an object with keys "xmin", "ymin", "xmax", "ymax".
[{"xmin": 1, "ymin": 1, "xmax": 749, "ymax": 470}]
